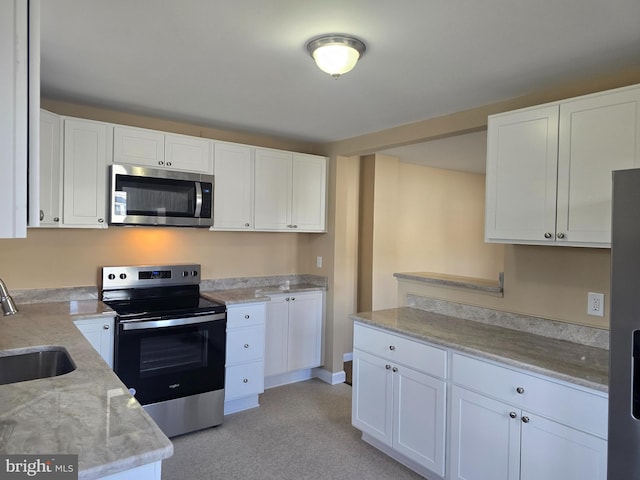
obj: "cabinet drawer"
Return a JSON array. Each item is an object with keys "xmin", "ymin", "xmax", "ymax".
[
  {"xmin": 452, "ymin": 353, "xmax": 608, "ymax": 438},
  {"xmin": 353, "ymin": 324, "xmax": 446, "ymax": 379},
  {"xmin": 227, "ymin": 303, "xmax": 265, "ymax": 327},
  {"xmin": 226, "ymin": 325, "xmax": 265, "ymax": 364},
  {"xmin": 225, "ymin": 362, "xmax": 265, "ymax": 400}
]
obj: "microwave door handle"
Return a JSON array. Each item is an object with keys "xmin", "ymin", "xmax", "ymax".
[{"xmin": 194, "ymin": 182, "xmax": 203, "ymax": 217}]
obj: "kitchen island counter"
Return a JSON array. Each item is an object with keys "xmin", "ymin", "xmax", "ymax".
[
  {"xmin": 351, "ymin": 307, "xmax": 608, "ymax": 392},
  {"xmin": 0, "ymin": 301, "xmax": 173, "ymax": 480}
]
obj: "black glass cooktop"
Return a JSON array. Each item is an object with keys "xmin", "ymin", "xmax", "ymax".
[{"xmin": 102, "ymin": 285, "xmax": 225, "ymax": 320}]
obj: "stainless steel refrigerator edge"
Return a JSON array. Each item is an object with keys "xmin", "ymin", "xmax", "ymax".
[{"xmin": 608, "ymin": 168, "xmax": 640, "ymax": 479}]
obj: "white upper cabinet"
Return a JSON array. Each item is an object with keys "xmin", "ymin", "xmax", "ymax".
[
  {"xmin": 485, "ymin": 106, "xmax": 559, "ymax": 244},
  {"xmin": 0, "ymin": 0, "xmax": 28, "ymax": 238},
  {"xmin": 62, "ymin": 118, "xmax": 111, "ymax": 227},
  {"xmin": 113, "ymin": 126, "xmax": 212, "ymax": 174},
  {"xmin": 254, "ymin": 148, "xmax": 327, "ymax": 232},
  {"xmin": 212, "ymin": 141, "xmax": 254, "ymax": 230},
  {"xmin": 38, "ymin": 110, "xmax": 62, "ymax": 226},
  {"xmin": 485, "ymin": 83, "xmax": 640, "ymax": 247},
  {"xmin": 254, "ymin": 149, "xmax": 293, "ymax": 230},
  {"xmin": 556, "ymin": 88, "xmax": 640, "ymax": 245},
  {"xmin": 291, "ymin": 154, "xmax": 327, "ymax": 232}
]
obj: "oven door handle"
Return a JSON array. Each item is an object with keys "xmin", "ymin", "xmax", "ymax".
[{"xmin": 120, "ymin": 312, "xmax": 226, "ymax": 331}]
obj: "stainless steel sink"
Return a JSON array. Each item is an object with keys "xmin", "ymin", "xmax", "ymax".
[{"xmin": 0, "ymin": 346, "xmax": 76, "ymax": 386}]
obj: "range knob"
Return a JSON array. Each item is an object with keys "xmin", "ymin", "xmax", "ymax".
[
  {"xmin": 192, "ymin": 270, "xmax": 198, "ymax": 277},
  {"xmin": 108, "ymin": 274, "xmax": 116, "ymax": 280},
  {"xmin": 182, "ymin": 271, "xmax": 189, "ymax": 277},
  {"xmin": 119, "ymin": 273, "xmax": 127, "ymax": 280}
]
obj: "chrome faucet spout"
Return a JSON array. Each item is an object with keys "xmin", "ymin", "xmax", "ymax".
[{"xmin": 0, "ymin": 278, "xmax": 18, "ymax": 316}]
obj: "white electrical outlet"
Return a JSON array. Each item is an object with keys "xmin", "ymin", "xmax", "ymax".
[
  {"xmin": 587, "ymin": 292, "xmax": 605, "ymax": 317},
  {"xmin": 316, "ymin": 256, "xmax": 323, "ymax": 268}
]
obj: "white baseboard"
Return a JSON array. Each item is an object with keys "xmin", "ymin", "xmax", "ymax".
[
  {"xmin": 343, "ymin": 352, "xmax": 353, "ymax": 362},
  {"xmin": 313, "ymin": 367, "xmax": 346, "ymax": 385},
  {"xmin": 265, "ymin": 367, "xmax": 347, "ymax": 388},
  {"xmin": 224, "ymin": 395, "xmax": 260, "ymax": 415}
]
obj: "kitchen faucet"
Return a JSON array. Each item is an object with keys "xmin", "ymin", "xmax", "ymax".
[{"xmin": 0, "ymin": 278, "xmax": 18, "ymax": 315}]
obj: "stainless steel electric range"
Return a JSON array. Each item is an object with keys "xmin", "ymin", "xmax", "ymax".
[{"xmin": 101, "ymin": 264, "xmax": 226, "ymax": 437}]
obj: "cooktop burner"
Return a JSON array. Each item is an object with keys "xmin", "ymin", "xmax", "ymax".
[{"xmin": 100, "ymin": 264, "xmax": 225, "ymax": 320}]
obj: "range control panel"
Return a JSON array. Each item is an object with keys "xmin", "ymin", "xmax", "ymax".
[{"xmin": 101, "ymin": 264, "xmax": 201, "ymax": 290}]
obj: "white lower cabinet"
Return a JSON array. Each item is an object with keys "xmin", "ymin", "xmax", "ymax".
[
  {"xmin": 352, "ymin": 323, "xmax": 447, "ymax": 478},
  {"xmin": 450, "ymin": 354, "xmax": 607, "ymax": 480},
  {"xmin": 264, "ymin": 291, "xmax": 324, "ymax": 380},
  {"xmin": 73, "ymin": 316, "xmax": 115, "ymax": 368},
  {"xmin": 224, "ymin": 302, "xmax": 266, "ymax": 414}
]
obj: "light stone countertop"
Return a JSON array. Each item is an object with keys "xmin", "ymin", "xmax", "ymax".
[
  {"xmin": 202, "ymin": 283, "xmax": 325, "ymax": 305},
  {"xmin": 351, "ymin": 307, "xmax": 609, "ymax": 392},
  {"xmin": 0, "ymin": 301, "xmax": 173, "ymax": 480}
]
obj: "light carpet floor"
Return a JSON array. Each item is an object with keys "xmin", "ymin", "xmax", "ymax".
[{"xmin": 161, "ymin": 379, "xmax": 424, "ymax": 479}]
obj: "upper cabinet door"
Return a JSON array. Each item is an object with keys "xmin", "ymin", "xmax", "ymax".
[
  {"xmin": 38, "ymin": 110, "xmax": 62, "ymax": 226},
  {"xmin": 62, "ymin": 118, "xmax": 111, "ymax": 227},
  {"xmin": 0, "ymin": 0, "xmax": 28, "ymax": 238},
  {"xmin": 113, "ymin": 126, "xmax": 165, "ymax": 168},
  {"xmin": 556, "ymin": 87, "xmax": 640, "ymax": 245},
  {"xmin": 485, "ymin": 105, "xmax": 559, "ymax": 244},
  {"xmin": 213, "ymin": 142, "xmax": 254, "ymax": 229},
  {"xmin": 291, "ymin": 154, "xmax": 327, "ymax": 232},
  {"xmin": 254, "ymin": 149, "xmax": 293, "ymax": 230},
  {"xmin": 165, "ymin": 133, "xmax": 212, "ymax": 173}
]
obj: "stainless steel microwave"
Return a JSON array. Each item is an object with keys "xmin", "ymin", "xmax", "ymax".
[{"xmin": 110, "ymin": 164, "xmax": 214, "ymax": 227}]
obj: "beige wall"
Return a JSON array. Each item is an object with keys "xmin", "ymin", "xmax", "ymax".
[
  {"xmin": 0, "ymin": 228, "xmax": 312, "ymax": 289},
  {"xmin": 398, "ymin": 244, "xmax": 611, "ymax": 329},
  {"xmin": 357, "ymin": 150, "xmax": 504, "ymax": 311}
]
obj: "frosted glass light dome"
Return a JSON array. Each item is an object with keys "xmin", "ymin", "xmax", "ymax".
[{"xmin": 306, "ymin": 35, "xmax": 366, "ymax": 79}]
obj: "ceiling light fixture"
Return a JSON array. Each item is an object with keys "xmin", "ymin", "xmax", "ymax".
[{"xmin": 305, "ymin": 34, "xmax": 366, "ymax": 79}]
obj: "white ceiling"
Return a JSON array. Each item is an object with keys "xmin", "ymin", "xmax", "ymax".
[{"xmin": 40, "ymin": 0, "xmax": 640, "ymax": 170}]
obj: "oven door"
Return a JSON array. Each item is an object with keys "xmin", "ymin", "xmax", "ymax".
[{"xmin": 114, "ymin": 313, "xmax": 226, "ymax": 406}]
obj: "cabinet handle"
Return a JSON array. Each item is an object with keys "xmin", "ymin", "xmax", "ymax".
[
  {"xmin": 40, "ymin": 210, "xmax": 44, "ymax": 221},
  {"xmin": 53, "ymin": 217, "xmax": 59, "ymax": 222},
  {"xmin": 245, "ymin": 223, "xmax": 250, "ymax": 227},
  {"xmin": 245, "ymin": 314, "xmax": 250, "ymax": 319},
  {"xmin": 243, "ymin": 378, "xmax": 249, "ymax": 383},
  {"xmin": 167, "ymin": 161, "xmax": 172, "ymax": 167},
  {"xmin": 509, "ymin": 411, "xmax": 517, "ymax": 419},
  {"xmin": 522, "ymin": 416, "xmax": 530, "ymax": 424},
  {"xmin": 244, "ymin": 343, "xmax": 249, "ymax": 349},
  {"xmin": 392, "ymin": 367, "xmax": 398, "ymax": 373},
  {"xmin": 158, "ymin": 161, "xmax": 164, "ymax": 166},
  {"xmin": 291, "ymin": 297, "xmax": 295, "ymax": 301},
  {"xmin": 544, "ymin": 232, "xmax": 553, "ymax": 239},
  {"xmin": 103, "ymin": 325, "xmax": 110, "ymax": 330},
  {"xmin": 286, "ymin": 297, "xmax": 290, "ymax": 301},
  {"xmin": 98, "ymin": 218, "xmax": 104, "ymax": 223},
  {"xmin": 385, "ymin": 364, "xmax": 391, "ymax": 370},
  {"xmin": 389, "ymin": 345, "xmax": 396, "ymax": 351},
  {"xmin": 292, "ymin": 224, "xmax": 298, "ymax": 229},
  {"xmin": 516, "ymin": 387, "xmax": 525, "ymax": 394},
  {"xmin": 556, "ymin": 232, "xmax": 566, "ymax": 239}
]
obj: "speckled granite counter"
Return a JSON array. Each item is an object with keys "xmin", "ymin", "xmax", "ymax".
[
  {"xmin": 351, "ymin": 307, "xmax": 608, "ymax": 392},
  {"xmin": 202, "ymin": 283, "xmax": 325, "ymax": 305},
  {"xmin": 0, "ymin": 301, "xmax": 173, "ymax": 480}
]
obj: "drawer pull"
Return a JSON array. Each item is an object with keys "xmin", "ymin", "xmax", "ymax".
[
  {"xmin": 516, "ymin": 387, "xmax": 525, "ymax": 394},
  {"xmin": 522, "ymin": 416, "xmax": 530, "ymax": 423},
  {"xmin": 509, "ymin": 411, "xmax": 517, "ymax": 419},
  {"xmin": 244, "ymin": 343, "xmax": 250, "ymax": 349},
  {"xmin": 243, "ymin": 378, "xmax": 249, "ymax": 383},
  {"xmin": 385, "ymin": 364, "xmax": 391, "ymax": 370},
  {"xmin": 389, "ymin": 345, "xmax": 396, "ymax": 351},
  {"xmin": 103, "ymin": 325, "xmax": 110, "ymax": 330},
  {"xmin": 392, "ymin": 367, "xmax": 398, "ymax": 373},
  {"xmin": 245, "ymin": 314, "xmax": 250, "ymax": 319}
]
